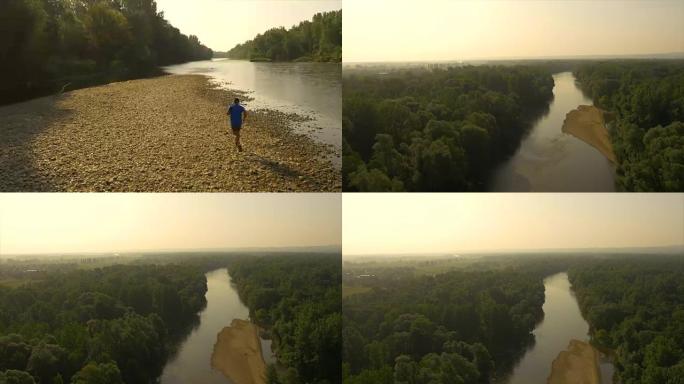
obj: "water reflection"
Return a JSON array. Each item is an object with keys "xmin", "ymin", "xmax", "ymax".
[{"xmin": 164, "ymin": 59, "xmax": 341, "ymax": 164}]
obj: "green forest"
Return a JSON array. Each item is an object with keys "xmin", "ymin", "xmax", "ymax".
[
  {"xmin": 569, "ymin": 257, "xmax": 684, "ymax": 383},
  {"xmin": 342, "ymin": 66, "xmax": 554, "ymax": 191},
  {"xmin": 343, "ymin": 262, "xmax": 552, "ymax": 383},
  {"xmin": 1, "ymin": 0, "xmax": 212, "ymax": 105},
  {"xmin": 0, "ymin": 253, "xmax": 341, "ymax": 384},
  {"xmin": 343, "ymin": 254, "xmax": 684, "ymax": 384},
  {"xmin": 0, "ymin": 263, "xmax": 207, "ymax": 384},
  {"xmin": 227, "ymin": 254, "xmax": 341, "ymax": 384},
  {"xmin": 574, "ymin": 61, "xmax": 684, "ymax": 191},
  {"xmin": 225, "ymin": 10, "xmax": 342, "ymax": 62}
]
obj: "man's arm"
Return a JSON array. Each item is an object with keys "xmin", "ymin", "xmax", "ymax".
[
  {"xmin": 227, "ymin": 106, "xmax": 232, "ymax": 116},
  {"xmin": 242, "ymin": 110, "xmax": 248, "ymax": 123}
]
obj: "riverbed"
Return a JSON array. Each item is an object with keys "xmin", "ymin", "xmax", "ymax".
[
  {"xmin": 0, "ymin": 75, "xmax": 340, "ymax": 192},
  {"xmin": 489, "ymin": 72, "xmax": 615, "ymax": 191},
  {"xmin": 164, "ymin": 59, "xmax": 341, "ymax": 165},
  {"xmin": 504, "ymin": 272, "xmax": 614, "ymax": 384},
  {"xmin": 160, "ymin": 269, "xmax": 275, "ymax": 384}
]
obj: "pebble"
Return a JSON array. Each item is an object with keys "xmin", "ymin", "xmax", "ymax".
[{"xmin": 0, "ymin": 75, "xmax": 340, "ymax": 192}]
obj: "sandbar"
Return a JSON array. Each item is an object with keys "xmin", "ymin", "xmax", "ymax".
[
  {"xmin": 547, "ymin": 339, "xmax": 601, "ymax": 384},
  {"xmin": 562, "ymin": 105, "xmax": 616, "ymax": 163},
  {"xmin": 211, "ymin": 319, "xmax": 266, "ymax": 384}
]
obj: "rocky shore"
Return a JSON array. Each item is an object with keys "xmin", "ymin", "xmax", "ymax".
[{"xmin": 0, "ymin": 74, "xmax": 340, "ymax": 191}]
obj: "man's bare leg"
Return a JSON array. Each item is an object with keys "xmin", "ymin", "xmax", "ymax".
[{"xmin": 234, "ymin": 130, "xmax": 243, "ymax": 152}]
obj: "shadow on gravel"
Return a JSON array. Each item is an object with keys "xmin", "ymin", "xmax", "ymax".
[
  {"xmin": 0, "ymin": 94, "xmax": 72, "ymax": 191},
  {"xmin": 251, "ymin": 153, "xmax": 304, "ymax": 179}
]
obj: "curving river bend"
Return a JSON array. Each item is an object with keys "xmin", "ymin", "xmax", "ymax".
[
  {"xmin": 160, "ymin": 268, "xmax": 275, "ymax": 384},
  {"xmin": 490, "ymin": 72, "xmax": 615, "ymax": 191},
  {"xmin": 504, "ymin": 272, "xmax": 615, "ymax": 384}
]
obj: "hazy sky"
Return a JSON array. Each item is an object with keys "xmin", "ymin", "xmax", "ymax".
[
  {"xmin": 0, "ymin": 194, "xmax": 340, "ymax": 255},
  {"xmin": 155, "ymin": 0, "xmax": 341, "ymax": 51},
  {"xmin": 344, "ymin": 0, "xmax": 684, "ymax": 62},
  {"xmin": 343, "ymin": 194, "xmax": 684, "ymax": 256}
]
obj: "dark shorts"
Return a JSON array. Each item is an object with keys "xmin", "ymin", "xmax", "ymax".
[{"xmin": 231, "ymin": 123, "xmax": 241, "ymax": 133}]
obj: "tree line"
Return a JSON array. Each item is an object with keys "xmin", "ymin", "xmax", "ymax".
[
  {"xmin": 574, "ymin": 61, "xmax": 684, "ymax": 191},
  {"xmin": 0, "ymin": 252, "xmax": 343, "ymax": 384},
  {"xmin": 1, "ymin": 0, "xmax": 212, "ymax": 105},
  {"xmin": 569, "ymin": 256, "xmax": 684, "ymax": 384},
  {"xmin": 343, "ymin": 65, "xmax": 554, "ymax": 191},
  {"xmin": 226, "ymin": 254, "xmax": 341, "ymax": 384},
  {"xmin": 0, "ymin": 264, "xmax": 207, "ymax": 384},
  {"xmin": 343, "ymin": 267, "xmax": 549, "ymax": 383},
  {"xmin": 225, "ymin": 10, "xmax": 341, "ymax": 62}
]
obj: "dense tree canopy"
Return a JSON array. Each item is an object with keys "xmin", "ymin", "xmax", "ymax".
[
  {"xmin": 342, "ymin": 65, "xmax": 554, "ymax": 191},
  {"xmin": 0, "ymin": 0, "xmax": 212, "ymax": 105},
  {"xmin": 569, "ymin": 256, "xmax": 684, "ymax": 384},
  {"xmin": 225, "ymin": 10, "xmax": 341, "ymax": 62},
  {"xmin": 343, "ymin": 265, "xmax": 548, "ymax": 383},
  {"xmin": 343, "ymin": 253, "xmax": 684, "ymax": 383},
  {"xmin": 0, "ymin": 253, "xmax": 341, "ymax": 384},
  {"xmin": 0, "ymin": 264, "xmax": 207, "ymax": 383},
  {"xmin": 226, "ymin": 254, "xmax": 341, "ymax": 384},
  {"xmin": 574, "ymin": 61, "xmax": 684, "ymax": 191}
]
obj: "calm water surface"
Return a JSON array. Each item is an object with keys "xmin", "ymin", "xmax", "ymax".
[
  {"xmin": 160, "ymin": 268, "xmax": 275, "ymax": 384},
  {"xmin": 505, "ymin": 272, "xmax": 614, "ymax": 384},
  {"xmin": 490, "ymin": 72, "xmax": 615, "ymax": 191},
  {"xmin": 164, "ymin": 59, "xmax": 341, "ymax": 164}
]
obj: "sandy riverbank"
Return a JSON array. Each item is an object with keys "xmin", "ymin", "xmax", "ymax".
[
  {"xmin": 547, "ymin": 339, "xmax": 601, "ymax": 384},
  {"xmin": 562, "ymin": 105, "xmax": 616, "ymax": 163},
  {"xmin": 0, "ymin": 74, "xmax": 340, "ymax": 191},
  {"xmin": 211, "ymin": 319, "xmax": 266, "ymax": 384}
]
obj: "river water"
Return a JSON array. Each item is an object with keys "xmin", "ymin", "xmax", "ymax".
[
  {"xmin": 160, "ymin": 268, "xmax": 275, "ymax": 384},
  {"xmin": 490, "ymin": 72, "xmax": 615, "ymax": 191},
  {"xmin": 505, "ymin": 272, "xmax": 614, "ymax": 384},
  {"xmin": 164, "ymin": 59, "xmax": 342, "ymax": 165}
]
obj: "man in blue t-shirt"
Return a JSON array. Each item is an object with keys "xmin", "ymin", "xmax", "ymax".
[{"xmin": 227, "ymin": 98, "xmax": 248, "ymax": 152}]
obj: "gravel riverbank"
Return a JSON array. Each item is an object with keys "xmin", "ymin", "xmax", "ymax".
[{"xmin": 0, "ymin": 74, "xmax": 340, "ymax": 191}]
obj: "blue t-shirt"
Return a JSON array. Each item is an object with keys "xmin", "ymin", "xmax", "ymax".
[{"xmin": 228, "ymin": 104, "xmax": 245, "ymax": 127}]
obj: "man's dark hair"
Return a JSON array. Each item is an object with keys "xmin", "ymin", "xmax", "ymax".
[{"xmin": 234, "ymin": 98, "xmax": 240, "ymax": 104}]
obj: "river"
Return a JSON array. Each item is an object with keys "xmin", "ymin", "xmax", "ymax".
[
  {"xmin": 164, "ymin": 59, "xmax": 342, "ymax": 165},
  {"xmin": 160, "ymin": 268, "xmax": 275, "ymax": 384},
  {"xmin": 504, "ymin": 272, "xmax": 614, "ymax": 384},
  {"xmin": 489, "ymin": 72, "xmax": 615, "ymax": 191}
]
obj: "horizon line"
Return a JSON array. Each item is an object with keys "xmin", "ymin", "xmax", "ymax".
[
  {"xmin": 0, "ymin": 244, "xmax": 343, "ymax": 258},
  {"xmin": 342, "ymin": 51, "xmax": 684, "ymax": 65},
  {"xmin": 343, "ymin": 244, "xmax": 684, "ymax": 258}
]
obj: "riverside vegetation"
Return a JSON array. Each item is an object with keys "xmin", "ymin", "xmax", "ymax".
[
  {"xmin": 344, "ymin": 60, "xmax": 684, "ymax": 192},
  {"xmin": 342, "ymin": 65, "xmax": 554, "ymax": 191},
  {"xmin": 218, "ymin": 10, "xmax": 342, "ymax": 63},
  {"xmin": 342, "ymin": 253, "xmax": 684, "ymax": 384},
  {"xmin": 0, "ymin": 0, "xmax": 212, "ymax": 105},
  {"xmin": 0, "ymin": 253, "xmax": 341, "ymax": 384},
  {"xmin": 569, "ymin": 257, "xmax": 684, "ymax": 383},
  {"xmin": 574, "ymin": 61, "xmax": 684, "ymax": 191}
]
